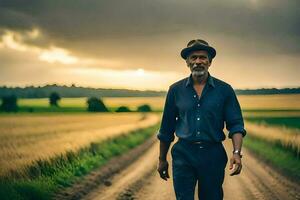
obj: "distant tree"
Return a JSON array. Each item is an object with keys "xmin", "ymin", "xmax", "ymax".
[
  {"xmin": 49, "ymin": 92, "xmax": 61, "ymax": 107},
  {"xmin": 115, "ymin": 106, "xmax": 131, "ymax": 112},
  {"xmin": 137, "ymin": 104, "xmax": 152, "ymax": 112},
  {"xmin": 0, "ymin": 95, "xmax": 18, "ymax": 112},
  {"xmin": 87, "ymin": 97, "xmax": 108, "ymax": 112}
]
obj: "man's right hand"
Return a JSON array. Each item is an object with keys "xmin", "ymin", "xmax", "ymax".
[{"xmin": 157, "ymin": 160, "xmax": 170, "ymax": 181}]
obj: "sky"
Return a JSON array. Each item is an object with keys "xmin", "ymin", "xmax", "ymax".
[{"xmin": 0, "ymin": 0, "xmax": 299, "ymax": 91}]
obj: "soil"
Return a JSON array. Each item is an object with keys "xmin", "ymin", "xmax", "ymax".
[{"xmin": 55, "ymin": 137, "xmax": 300, "ymax": 200}]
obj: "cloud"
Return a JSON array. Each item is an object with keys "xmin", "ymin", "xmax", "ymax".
[
  {"xmin": 1, "ymin": 0, "xmax": 299, "ymax": 54},
  {"xmin": 0, "ymin": 30, "xmax": 78, "ymax": 64},
  {"xmin": 0, "ymin": 30, "xmax": 103, "ymax": 66},
  {"xmin": 39, "ymin": 47, "xmax": 78, "ymax": 64},
  {"xmin": 0, "ymin": 0, "xmax": 299, "ymax": 88}
]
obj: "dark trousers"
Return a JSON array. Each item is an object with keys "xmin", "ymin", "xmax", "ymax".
[{"xmin": 171, "ymin": 140, "xmax": 228, "ymax": 200}]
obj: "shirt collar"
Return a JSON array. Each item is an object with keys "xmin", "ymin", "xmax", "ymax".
[{"xmin": 185, "ymin": 72, "xmax": 215, "ymax": 88}]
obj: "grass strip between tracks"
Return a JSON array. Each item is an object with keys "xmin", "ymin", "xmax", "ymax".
[
  {"xmin": 244, "ymin": 134, "xmax": 300, "ymax": 182},
  {"xmin": 0, "ymin": 124, "xmax": 159, "ymax": 200}
]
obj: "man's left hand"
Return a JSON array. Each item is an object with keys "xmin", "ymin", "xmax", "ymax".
[{"xmin": 229, "ymin": 154, "xmax": 242, "ymax": 176}]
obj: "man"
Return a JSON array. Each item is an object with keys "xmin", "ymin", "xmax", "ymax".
[{"xmin": 157, "ymin": 39, "xmax": 246, "ymax": 200}]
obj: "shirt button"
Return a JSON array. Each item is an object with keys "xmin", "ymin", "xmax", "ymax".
[
  {"xmin": 197, "ymin": 117, "xmax": 200, "ymax": 121},
  {"xmin": 193, "ymin": 95, "xmax": 197, "ymax": 98},
  {"xmin": 197, "ymin": 104, "xmax": 200, "ymax": 107},
  {"xmin": 197, "ymin": 131, "xmax": 201, "ymax": 134}
]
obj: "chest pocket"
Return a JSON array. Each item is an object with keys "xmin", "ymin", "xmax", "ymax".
[
  {"xmin": 202, "ymin": 94, "xmax": 224, "ymax": 118},
  {"xmin": 176, "ymin": 94, "xmax": 195, "ymax": 113}
]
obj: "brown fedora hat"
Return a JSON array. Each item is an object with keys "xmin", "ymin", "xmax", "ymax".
[{"xmin": 181, "ymin": 39, "xmax": 216, "ymax": 60}]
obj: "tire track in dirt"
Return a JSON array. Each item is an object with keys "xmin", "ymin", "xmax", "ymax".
[
  {"xmin": 233, "ymin": 146, "xmax": 300, "ymax": 200},
  {"xmin": 82, "ymin": 142, "xmax": 160, "ymax": 200},
  {"xmin": 54, "ymin": 136, "xmax": 157, "ymax": 200},
  {"xmin": 68, "ymin": 139, "xmax": 299, "ymax": 200}
]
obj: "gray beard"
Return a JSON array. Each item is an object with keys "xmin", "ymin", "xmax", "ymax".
[
  {"xmin": 192, "ymin": 70, "xmax": 205, "ymax": 77},
  {"xmin": 191, "ymin": 63, "xmax": 206, "ymax": 79}
]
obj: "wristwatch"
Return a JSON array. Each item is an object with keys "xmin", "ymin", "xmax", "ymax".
[{"xmin": 232, "ymin": 149, "xmax": 243, "ymax": 158}]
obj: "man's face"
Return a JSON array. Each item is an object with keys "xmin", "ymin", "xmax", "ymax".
[{"xmin": 186, "ymin": 50, "xmax": 211, "ymax": 77}]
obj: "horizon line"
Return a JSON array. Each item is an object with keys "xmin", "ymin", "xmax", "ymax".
[{"xmin": 0, "ymin": 83, "xmax": 300, "ymax": 92}]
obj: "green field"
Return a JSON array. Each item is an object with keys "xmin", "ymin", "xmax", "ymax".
[
  {"xmin": 18, "ymin": 98, "xmax": 87, "ymax": 107},
  {"xmin": 0, "ymin": 97, "xmax": 164, "ymax": 113},
  {"xmin": 18, "ymin": 97, "xmax": 164, "ymax": 110},
  {"xmin": 245, "ymin": 116, "xmax": 300, "ymax": 130}
]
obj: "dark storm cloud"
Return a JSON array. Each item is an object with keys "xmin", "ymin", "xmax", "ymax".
[{"xmin": 0, "ymin": 0, "xmax": 299, "ymax": 68}]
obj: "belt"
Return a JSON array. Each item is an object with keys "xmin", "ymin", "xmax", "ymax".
[{"xmin": 178, "ymin": 139, "xmax": 221, "ymax": 147}]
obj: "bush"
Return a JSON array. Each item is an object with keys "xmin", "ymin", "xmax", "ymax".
[
  {"xmin": 49, "ymin": 92, "xmax": 61, "ymax": 107},
  {"xmin": 137, "ymin": 104, "xmax": 152, "ymax": 112},
  {"xmin": 0, "ymin": 95, "xmax": 18, "ymax": 112},
  {"xmin": 115, "ymin": 106, "xmax": 131, "ymax": 112},
  {"xmin": 87, "ymin": 97, "xmax": 108, "ymax": 112}
]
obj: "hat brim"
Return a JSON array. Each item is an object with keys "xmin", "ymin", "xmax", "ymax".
[{"xmin": 181, "ymin": 44, "xmax": 216, "ymax": 60}]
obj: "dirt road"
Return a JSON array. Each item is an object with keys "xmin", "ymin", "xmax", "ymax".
[{"xmin": 78, "ymin": 139, "xmax": 299, "ymax": 200}]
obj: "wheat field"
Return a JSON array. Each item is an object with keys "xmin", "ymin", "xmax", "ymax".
[
  {"xmin": 0, "ymin": 113, "xmax": 160, "ymax": 176},
  {"xmin": 238, "ymin": 94, "xmax": 300, "ymax": 110}
]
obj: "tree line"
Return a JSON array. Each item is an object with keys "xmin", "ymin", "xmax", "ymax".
[
  {"xmin": 0, "ymin": 84, "xmax": 165, "ymax": 98},
  {"xmin": 1, "ymin": 84, "xmax": 299, "ymax": 99}
]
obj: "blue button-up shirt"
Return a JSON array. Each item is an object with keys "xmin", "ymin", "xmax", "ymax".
[{"xmin": 157, "ymin": 73, "xmax": 246, "ymax": 143}]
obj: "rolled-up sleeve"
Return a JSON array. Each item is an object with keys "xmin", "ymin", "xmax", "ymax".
[
  {"xmin": 224, "ymin": 85, "xmax": 247, "ymax": 138},
  {"xmin": 157, "ymin": 86, "xmax": 178, "ymax": 143}
]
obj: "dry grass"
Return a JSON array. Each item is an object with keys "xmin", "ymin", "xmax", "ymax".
[
  {"xmin": 238, "ymin": 94, "xmax": 300, "ymax": 110},
  {"xmin": 0, "ymin": 113, "xmax": 160, "ymax": 176},
  {"xmin": 245, "ymin": 121, "xmax": 300, "ymax": 156}
]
